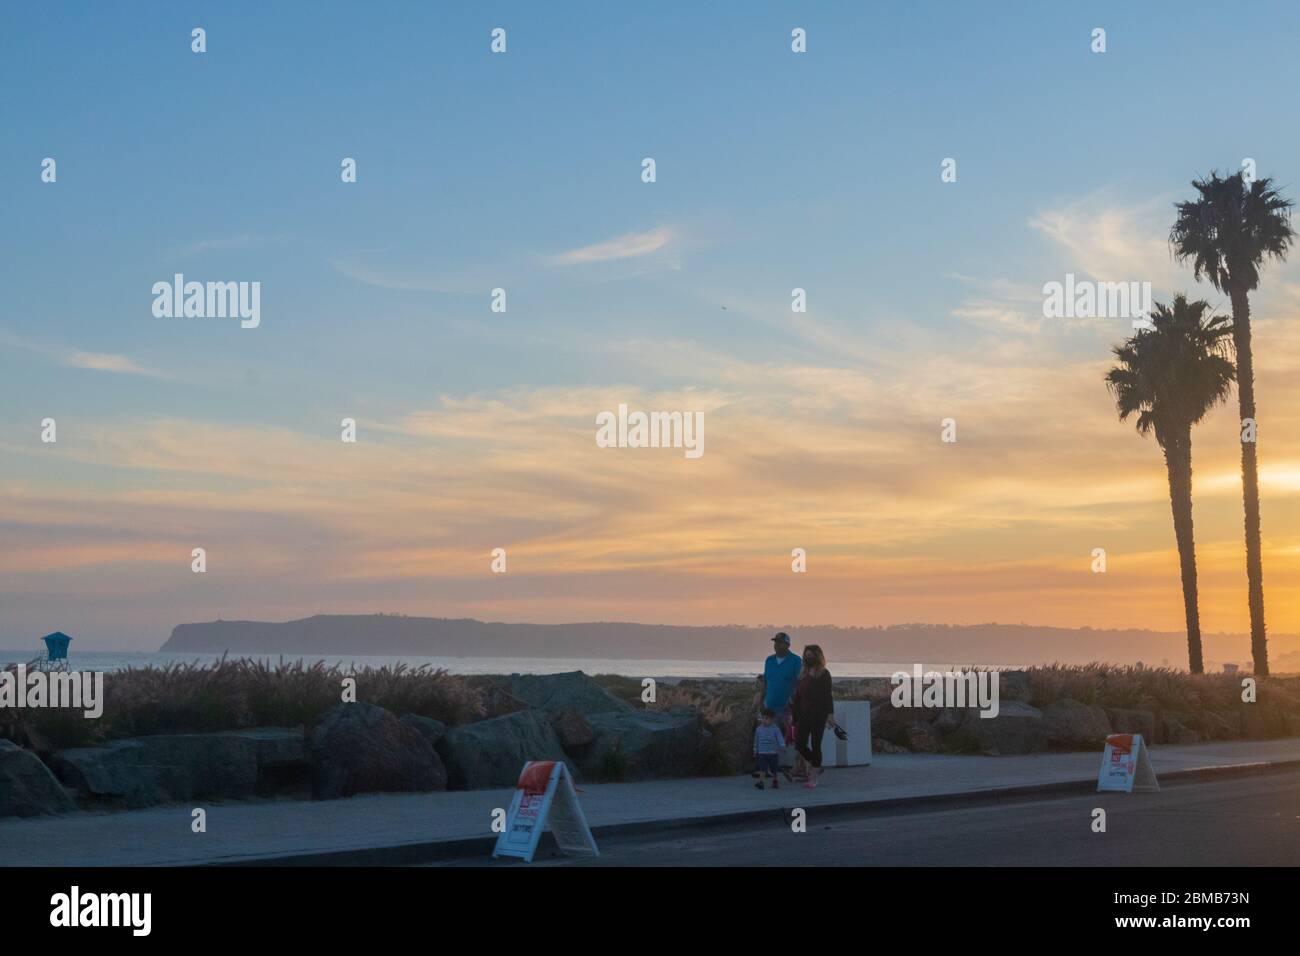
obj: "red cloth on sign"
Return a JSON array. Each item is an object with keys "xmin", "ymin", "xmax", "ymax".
[
  {"xmin": 517, "ymin": 761, "xmax": 556, "ymax": 794},
  {"xmin": 1106, "ymin": 734, "xmax": 1133, "ymax": 753}
]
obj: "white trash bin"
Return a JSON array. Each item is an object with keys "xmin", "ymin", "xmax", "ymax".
[{"xmin": 818, "ymin": 700, "xmax": 873, "ymax": 767}]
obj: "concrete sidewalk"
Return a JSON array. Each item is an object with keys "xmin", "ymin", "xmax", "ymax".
[{"xmin": 4, "ymin": 739, "xmax": 1300, "ymax": 867}]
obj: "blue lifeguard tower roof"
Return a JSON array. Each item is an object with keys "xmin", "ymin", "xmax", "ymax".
[{"xmin": 41, "ymin": 631, "xmax": 72, "ymax": 659}]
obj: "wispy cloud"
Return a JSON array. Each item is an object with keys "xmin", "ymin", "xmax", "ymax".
[
  {"xmin": 9, "ymin": 316, "xmax": 1297, "ymax": 636},
  {"xmin": 950, "ymin": 304, "xmax": 1043, "ymax": 335},
  {"xmin": 949, "ymin": 194, "xmax": 1187, "ymax": 337},
  {"xmin": 0, "ymin": 331, "xmax": 169, "ymax": 379},
  {"xmin": 327, "ymin": 256, "xmax": 466, "ymax": 293},
  {"xmin": 549, "ymin": 226, "xmax": 675, "ymax": 266},
  {"xmin": 1028, "ymin": 195, "xmax": 1178, "ymax": 289},
  {"xmin": 66, "ymin": 351, "xmax": 168, "ymax": 378}
]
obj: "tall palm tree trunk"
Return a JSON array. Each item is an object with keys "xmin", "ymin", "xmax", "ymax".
[
  {"xmin": 1228, "ymin": 284, "xmax": 1269, "ymax": 676},
  {"xmin": 1163, "ymin": 430, "xmax": 1204, "ymax": 673}
]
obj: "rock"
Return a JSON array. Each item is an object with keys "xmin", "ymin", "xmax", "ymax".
[
  {"xmin": 400, "ymin": 714, "xmax": 448, "ymax": 749},
  {"xmin": 214, "ymin": 727, "xmax": 306, "ymax": 768},
  {"xmin": 578, "ymin": 707, "xmax": 703, "ymax": 780},
  {"xmin": 309, "ymin": 703, "xmax": 446, "ymax": 798},
  {"xmin": 550, "ymin": 710, "xmax": 595, "ymax": 750},
  {"xmin": 1105, "ymin": 708, "xmax": 1157, "ymax": 742},
  {"xmin": 0, "ymin": 740, "xmax": 76, "ymax": 817},
  {"xmin": 52, "ymin": 742, "xmax": 187, "ymax": 807},
  {"xmin": 481, "ymin": 685, "xmax": 532, "ymax": 718},
  {"xmin": 932, "ymin": 707, "xmax": 967, "ymax": 734},
  {"xmin": 903, "ymin": 721, "xmax": 940, "ymax": 752},
  {"xmin": 436, "ymin": 709, "xmax": 571, "ymax": 790},
  {"xmin": 961, "ymin": 700, "xmax": 1047, "ymax": 754},
  {"xmin": 217, "ymin": 727, "xmax": 309, "ymax": 797},
  {"xmin": 873, "ymin": 698, "xmax": 972, "ymax": 750},
  {"xmin": 140, "ymin": 734, "xmax": 262, "ymax": 797},
  {"xmin": 869, "ymin": 700, "xmax": 914, "ymax": 746},
  {"xmin": 1042, "ymin": 699, "xmax": 1112, "ymax": 751},
  {"xmin": 51, "ymin": 734, "xmax": 260, "ymax": 807},
  {"xmin": 505, "ymin": 671, "xmax": 633, "ymax": 716},
  {"xmin": 873, "ymin": 737, "xmax": 909, "ymax": 754},
  {"xmin": 710, "ymin": 711, "xmax": 758, "ymax": 775}
]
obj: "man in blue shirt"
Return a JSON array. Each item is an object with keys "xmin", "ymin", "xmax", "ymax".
[{"xmin": 760, "ymin": 632, "xmax": 801, "ymax": 748}]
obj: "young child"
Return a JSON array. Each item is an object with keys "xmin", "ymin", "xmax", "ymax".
[{"xmin": 752, "ymin": 708, "xmax": 784, "ymax": 789}]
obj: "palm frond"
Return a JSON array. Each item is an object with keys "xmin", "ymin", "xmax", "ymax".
[
  {"xmin": 1104, "ymin": 295, "xmax": 1236, "ymax": 446},
  {"xmin": 1170, "ymin": 171, "xmax": 1296, "ymax": 292}
]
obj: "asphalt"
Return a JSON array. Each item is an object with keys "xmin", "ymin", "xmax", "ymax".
[
  {"xmin": 2, "ymin": 739, "xmax": 1300, "ymax": 867},
  {"xmin": 512, "ymin": 765, "xmax": 1300, "ymax": 867}
]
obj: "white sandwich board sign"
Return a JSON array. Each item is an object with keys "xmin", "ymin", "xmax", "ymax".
[
  {"xmin": 492, "ymin": 760, "xmax": 599, "ymax": 863},
  {"xmin": 1096, "ymin": 733, "xmax": 1159, "ymax": 793}
]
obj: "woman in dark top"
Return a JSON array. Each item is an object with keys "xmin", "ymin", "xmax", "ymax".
[{"xmin": 790, "ymin": 644, "xmax": 834, "ymax": 788}]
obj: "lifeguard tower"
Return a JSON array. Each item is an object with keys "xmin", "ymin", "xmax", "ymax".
[{"xmin": 35, "ymin": 631, "xmax": 72, "ymax": 672}]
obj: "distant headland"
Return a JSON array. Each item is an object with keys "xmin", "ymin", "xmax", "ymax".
[{"xmin": 158, "ymin": 615, "xmax": 1291, "ymax": 668}]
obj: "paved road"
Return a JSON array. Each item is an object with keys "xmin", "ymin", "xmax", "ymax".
[
  {"xmin": 9, "ymin": 740, "xmax": 1300, "ymax": 866},
  {"xmin": 466, "ymin": 767, "xmax": 1300, "ymax": 867}
]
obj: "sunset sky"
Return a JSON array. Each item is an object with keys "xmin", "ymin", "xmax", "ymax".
[{"xmin": 2, "ymin": 2, "xmax": 1299, "ymax": 650}]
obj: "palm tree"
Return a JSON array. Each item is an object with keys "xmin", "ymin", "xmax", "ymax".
[
  {"xmin": 1170, "ymin": 172, "xmax": 1294, "ymax": 676},
  {"xmin": 1106, "ymin": 295, "xmax": 1235, "ymax": 673}
]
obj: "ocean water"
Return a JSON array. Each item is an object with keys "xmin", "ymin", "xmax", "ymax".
[{"xmin": 0, "ymin": 650, "xmax": 1005, "ymax": 680}]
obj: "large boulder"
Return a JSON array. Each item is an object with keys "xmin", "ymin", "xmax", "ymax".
[
  {"xmin": 869, "ymin": 700, "xmax": 914, "ymax": 747},
  {"xmin": 52, "ymin": 742, "xmax": 188, "ymax": 807},
  {"xmin": 550, "ymin": 710, "xmax": 595, "ymax": 750},
  {"xmin": 902, "ymin": 721, "xmax": 940, "ymax": 753},
  {"xmin": 436, "ymin": 709, "xmax": 571, "ymax": 790},
  {"xmin": 131, "ymin": 734, "xmax": 261, "ymax": 797},
  {"xmin": 0, "ymin": 740, "xmax": 76, "ymax": 817},
  {"xmin": 961, "ymin": 700, "xmax": 1047, "ymax": 754},
  {"xmin": 505, "ymin": 672, "xmax": 633, "ymax": 716},
  {"xmin": 215, "ymin": 727, "xmax": 306, "ymax": 768},
  {"xmin": 216, "ymin": 727, "xmax": 309, "ymax": 795},
  {"xmin": 578, "ymin": 707, "xmax": 704, "ymax": 780},
  {"xmin": 871, "ymin": 700, "xmax": 961, "ymax": 750},
  {"xmin": 51, "ymin": 734, "xmax": 263, "ymax": 807},
  {"xmin": 481, "ymin": 685, "xmax": 532, "ymax": 718},
  {"xmin": 310, "ymin": 703, "xmax": 446, "ymax": 798},
  {"xmin": 709, "ymin": 711, "xmax": 757, "ymax": 775},
  {"xmin": 400, "ymin": 714, "xmax": 448, "ymax": 749},
  {"xmin": 1042, "ymin": 699, "xmax": 1112, "ymax": 751},
  {"xmin": 931, "ymin": 707, "xmax": 968, "ymax": 734}
]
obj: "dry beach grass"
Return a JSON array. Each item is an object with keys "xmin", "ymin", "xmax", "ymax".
[
  {"xmin": 1, "ymin": 656, "xmax": 485, "ymax": 751},
  {"xmin": 4, "ymin": 659, "xmax": 1298, "ymax": 763}
]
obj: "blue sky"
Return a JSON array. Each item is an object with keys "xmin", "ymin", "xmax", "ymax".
[{"xmin": 4, "ymin": 2, "xmax": 1300, "ymax": 649}]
